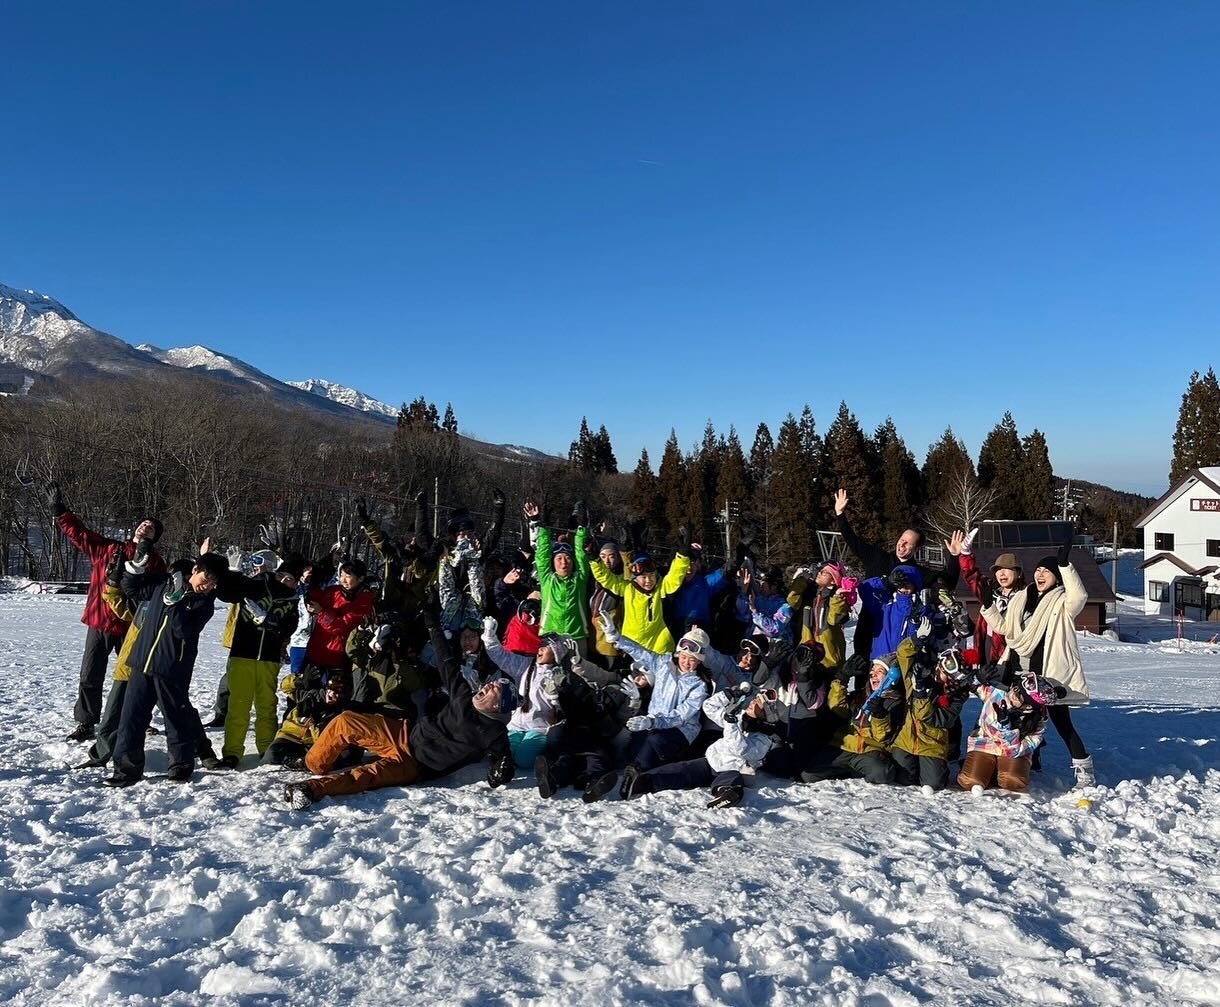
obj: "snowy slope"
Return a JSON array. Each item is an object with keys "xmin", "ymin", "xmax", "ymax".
[
  {"xmin": 287, "ymin": 378, "xmax": 398, "ymax": 419},
  {"xmin": 137, "ymin": 343, "xmax": 276, "ymax": 392},
  {"xmin": 0, "ymin": 595, "xmax": 1217, "ymax": 1006},
  {"xmin": 0, "ymin": 283, "xmax": 115, "ymax": 373}
]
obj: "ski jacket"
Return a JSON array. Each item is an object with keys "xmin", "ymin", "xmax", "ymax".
[
  {"xmin": 860, "ymin": 574, "xmax": 924, "ymax": 659},
  {"xmin": 889, "ymin": 638, "xmax": 966, "ymax": 760},
  {"xmin": 414, "ymin": 607, "xmax": 511, "ymax": 776},
  {"xmin": 102, "ymin": 584, "xmax": 144, "ymax": 683},
  {"xmin": 305, "ymin": 584, "xmax": 375, "ymax": 669},
  {"xmin": 590, "ymin": 551, "xmax": 691, "ymax": 654},
  {"xmin": 669, "ymin": 567, "xmax": 729, "ymax": 629},
  {"xmin": 288, "ymin": 589, "xmax": 315, "ymax": 651},
  {"xmin": 611, "ymin": 635, "xmax": 708, "ymax": 743},
  {"xmin": 482, "ymin": 630, "xmax": 561, "ymax": 736},
  {"xmin": 966, "ymin": 685, "xmax": 1045, "ymax": 759},
  {"xmin": 119, "ymin": 567, "xmax": 217, "ymax": 682},
  {"xmin": 828, "ymin": 679, "xmax": 900, "ymax": 755},
  {"xmin": 702, "ymin": 690, "xmax": 776, "ymax": 774},
  {"xmin": 959, "ymin": 553, "xmax": 1013, "ymax": 663},
  {"xmin": 503, "ymin": 613, "xmax": 541, "ymax": 656},
  {"xmin": 552, "ymin": 671, "xmax": 636, "ymax": 749},
  {"xmin": 58, "ymin": 510, "xmax": 165, "ymax": 636},
  {"xmin": 222, "ymin": 572, "xmax": 299, "ymax": 664},
  {"xmin": 982, "ymin": 562, "xmax": 1089, "ymax": 705},
  {"xmin": 535, "ymin": 526, "xmax": 592, "ymax": 639}
]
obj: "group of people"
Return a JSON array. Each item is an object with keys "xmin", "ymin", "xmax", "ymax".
[{"xmin": 54, "ymin": 479, "xmax": 1096, "ymax": 810}]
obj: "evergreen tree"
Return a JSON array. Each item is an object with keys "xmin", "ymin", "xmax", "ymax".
[
  {"xmin": 1019, "ymin": 429, "xmax": 1055, "ymax": 520},
  {"xmin": 768, "ymin": 414, "xmax": 817, "ymax": 563},
  {"xmin": 655, "ymin": 430, "xmax": 687, "ymax": 539},
  {"xmin": 631, "ymin": 448, "xmax": 662, "ymax": 530},
  {"xmin": 977, "ymin": 412, "xmax": 1026, "ymax": 519},
  {"xmin": 923, "ymin": 427, "xmax": 975, "ymax": 507},
  {"xmin": 715, "ymin": 426, "xmax": 750, "ymax": 548},
  {"xmin": 1170, "ymin": 368, "xmax": 1220, "ymax": 484},
  {"xmin": 874, "ymin": 418, "xmax": 921, "ymax": 544},
  {"xmin": 593, "ymin": 424, "xmax": 619, "ymax": 475},
  {"xmin": 441, "ymin": 402, "xmax": 458, "ymax": 435},
  {"xmin": 693, "ymin": 421, "xmax": 721, "ymax": 545},
  {"xmin": 821, "ymin": 401, "xmax": 883, "ymax": 549},
  {"xmin": 568, "ymin": 417, "xmax": 596, "ymax": 471},
  {"xmin": 748, "ymin": 422, "xmax": 774, "ymax": 488},
  {"xmin": 797, "ymin": 405, "xmax": 826, "ymax": 528},
  {"xmin": 397, "ymin": 395, "xmax": 440, "ymax": 431}
]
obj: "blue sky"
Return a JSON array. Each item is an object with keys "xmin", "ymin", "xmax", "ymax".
[{"xmin": 4, "ymin": 2, "xmax": 1219, "ymax": 495}]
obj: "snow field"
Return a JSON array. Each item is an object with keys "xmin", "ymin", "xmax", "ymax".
[{"xmin": 0, "ymin": 594, "xmax": 1218, "ymax": 1006}]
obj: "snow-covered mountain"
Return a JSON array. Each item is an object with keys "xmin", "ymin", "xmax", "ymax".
[
  {"xmin": 138, "ymin": 343, "xmax": 276, "ymax": 393},
  {"xmin": 287, "ymin": 378, "xmax": 397, "ymax": 418}
]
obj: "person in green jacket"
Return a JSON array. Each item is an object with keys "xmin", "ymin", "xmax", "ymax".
[{"xmin": 525, "ymin": 500, "xmax": 591, "ymax": 654}]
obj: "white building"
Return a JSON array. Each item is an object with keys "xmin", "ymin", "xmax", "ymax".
[{"xmin": 1134, "ymin": 467, "xmax": 1220, "ymax": 619}]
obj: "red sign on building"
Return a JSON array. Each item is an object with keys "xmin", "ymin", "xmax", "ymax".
[{"xmin": 1190, "ymin": 498, "xmax": 1220, "ymax": 512}]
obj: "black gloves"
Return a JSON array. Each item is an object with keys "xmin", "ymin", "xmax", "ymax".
[
  {"xmin": 741, "ymin": 714, "xmax": 780, "ymax": 736},
  {"xmin": 572, "ymin": 499, "xmax": 589, "ymax": 530},
  {"xmin": 677, "ymin": 524, "xmax": 692, "ymax": 556},
  {"xmin": 104, "ymin": 549, "xmax": 124, "ymax": 588},
  {"xmin": 355, "ymin": 498, "xmax": 370, "ymax": 524},
  {"xmin": 47, "ymin": 482, "xmax": 65, "ymax": 516},
  {"xmin": 911, "ymin": 659, "xmax": 935, "ymax": 698},
  {"xmin": 628, "ymin": 518, "xmax": 648, "ymax": 552},
  {"xmin": 1057, "ymin": 537, "xmax": 1073, "ymax": 567},
  {"xmin": 486, "ymin": 752, "xmax": 514, "ymax": 789}
]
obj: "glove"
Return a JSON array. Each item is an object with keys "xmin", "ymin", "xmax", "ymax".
[
  {"xmin": 844, "ymin": 653, "xmax": 872, "ymax": 675},
  {"xmin": 616, "ymin": 677, "xmax": 641, "ymax": 706},
  {"xmin": 598, "ymin": 611, "xmax": 620, "ymax": 645},
  {"xmin": 482, "ymin": 616, "xmax": 499, "ymax": 640},
  {"xmin": 916, "ymin": 616, "xmax": 932, "ymax": 640},
  {"xmin": 47, "ymin": 482, "xmax": 65, "ymax": 516},
  {"xmin": 243, "ymin": 598, "xmax": 269, "ymax": 625},
  {"xmin": 741, "ymin": 714, "xmax": 780, "ymax": 736},
  {"xmin": 541, "ymin": 666, "xmax": 565, "ymax": 700},
  {"xmin": 961, "ymin": 527, "xmax": 979, "ymax": 556},
  {"xmin": 911, "ymin": 660, "xmax": 935, "ymax": 698},
  {"xmin": 104, "ymin": 549, "xmax": 124, "ymax": 588},
  {"xmin": 571, "ymin": 499, "xmax": 589, "ymax": 529},
  {"xmin": 625, "ymin": 715, "xmax": 654, "ymax": 732},
  {"xmin": 486, "ymin": 753, "xmax": 514, "ymax": 789},
  {"xmin": 677, "ymin": 524, "xmax": 692, "ymax": 554},
  {"xmin": 355, "ymin": 498, "xmax": 369, "ymax": 523}
]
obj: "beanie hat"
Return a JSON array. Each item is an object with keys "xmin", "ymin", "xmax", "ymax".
[
  {"xmin": 446, "ymin": 509, "xmax": 476, "ymax": 536},
  {"xmin": 630, "ymin": 553, "xmax": 656, "ymax": 575},
  {"xmin": 991, "ymin": 553, "xmax": 1021, "ymax": 573},
  {"xmin": 598, "ymin": 539, "xmax": 621, "ymax": 554},
  {"xmin": 278, "ymin": 553, "xmax": 307, "ymax": 580},
  {"xmin": 1035, "ymin": 556, "xmax": 1061, "ymax": 579},
  {"xmin": 146, "ymin": 518, "xmax": 164, "ymax": 544},
  {"xmin": 477, "ymin": 678, "xmax": 519, "ymax": 722},
  {"xmin": 675, "ymin": 627, "xmax": 710, "ymax": 663},
  {"xmin": 872, "ymin": 653, "xmax": 898, "ymax": 671},
  {"xmin": 819, "ymin": 561, "xmax": 844, "ymax": 588},
  {"xmin": 888, "ymin": 565, "xmax": 923, "ymax": 592}
]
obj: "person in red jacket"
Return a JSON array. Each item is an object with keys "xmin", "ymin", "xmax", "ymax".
[
  {"xmin": 51, "ymin": 482, "xmax": 166, "ymax": 742},
  {"xmin": 304, "ymin": 559, "xmax": 375, "ymax": 670}
]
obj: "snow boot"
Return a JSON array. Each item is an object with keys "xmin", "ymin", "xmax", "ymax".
[
  {"xmin": 707, "ymin": 783, "xmax": 744, "ymax": 809},
  {"xmin": 619, "ymin": 765, "xmax": 641, "ymax": 801},
  {"xmin": 74, "ymin": 757, "xmax": 107, "ymax": 770},
  {"xmin": 66, "ymin": 723, "xmax": 95, "ymax": 743},
  {"xmin": 535, "ymin": 755, "xmax": 557, "ymax": 799},
  {"xmin": 582, "ymin": 771, "xmax": 619, "ymax": 804},
  {"xmin": 215, "ymin": 755, "xmax": 240, "ymax": 771},
  {"xmin": 1072, "ymin": 755, "xmax": 1095, "ymax": 789},
  {"xmin": 283, "ymin": 782, "xmax": 314, "ymax": 810},
  {"xmin": 102, "ymin": 774, "xmax": 139, "ymax": 788},
  {"xmin": 164, "ymin": 765, "xmax": 193, "ymax": 784}
]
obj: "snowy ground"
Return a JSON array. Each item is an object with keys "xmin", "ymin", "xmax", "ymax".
[{"xmin": 1, "ymin": 593, "xmax": 1218, "ymax": 1007}]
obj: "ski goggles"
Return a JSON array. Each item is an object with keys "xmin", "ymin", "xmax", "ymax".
[
  {"xmin": 937, "ymin": 649, "xmax": 968, "ymax": 681},
  {"xmin": 677, "ymin": 637, "xmax": 706, "ymax": 658},
  {"xmin": 631, "ymin": 557, "xmax": 656, "ymax": 575},
  {"xmin": 1018, "ymin": 671, "xmax": 1053, "ymax": 705},
  {"xmin": 738, "ymin": 638, "xmax": 765, "ymax": 659}
]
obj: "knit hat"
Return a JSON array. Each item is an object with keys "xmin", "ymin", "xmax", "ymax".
[
  {"xmin": 144, "ymin": 518, "xmax": 164, "ymax": 544},
  {"xmin": 1035, "ymin": 556, "xmax": 1061, "ymax": 579},
  {"xmin": 250, "ymin": 549, "xmax": 281, "ymax": 574},
  {"xmin": 991, "ymin": 553, "xmax": 1021, "ymax": 573},
  {"xmin": 598, "ymin": 539, "xmax": 621, "ymax": 555},
  {"xmin": 888, "ymin": 565, "xmax": 923, "ymax": 592},
  {"xmin": 630, "ymin": 553, "xmax": 656, "ymax": 575},
  {"xmin": 675, "ymin": 627, "xmax": 711, "ymax": 663},
  {"xmin": 446, "ymin": 509, "xmax": 476, "ymax": 536},
  {"xmin": 819, "ymin": 561, "xmax": 844, "ymax": 587},
  {"xmin": 872, "ymin": 653, "xmax": 898, "ymax": 671}
]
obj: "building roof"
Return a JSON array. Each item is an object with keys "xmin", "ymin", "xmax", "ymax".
[
  {"xmin": 952, "ymin": 546, "xmax": 1117, "ymax": 605},
  {"xmin": 1135, "ymin": 467, "xmax": 1220, "ymax": 528},
  {"xmin": 1137, "ymin": 552, "xmax": 1200, "ymax": 574}
]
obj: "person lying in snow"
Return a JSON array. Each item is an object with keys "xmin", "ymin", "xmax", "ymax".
[{"xmin": 281, "ymin": 590, "xmax": 514, "ymax": 810}]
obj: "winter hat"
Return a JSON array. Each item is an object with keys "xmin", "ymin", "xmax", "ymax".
[
  {"xmin": 819, "ymin": 561, "xmax": 844, "ymax": 588},
  {"xmin": 1016, "ymin": 671, "xmax": 1057, "ymax": 706},
  {"xmin": 517, "ymin": 597, "xmax": 541, "ymax": 625},
  {"xmin": 250, "ymin": 549, "xmax": 281, "ymax": 574},
  {"xmin": 991, "ymin": 553, "xmax": 1021, "ymax": 573},
  {"xmin": 675, "ymin": 627, "xmax": 711, "ymax": 662},
  {"xmin": 888, "ymin": 565, "xmax": 923, "ymax": 592},
  {"xmin": 1035, "ymin": 556, "xmax": 1061, "ymax": 579},
  {"xmin": 144, "ymin": 518, "xmax": 164, "ymax": 544},
  {"xmin": 872, "ymin": 653, "xmax": 898, "ymax": 672},
  {"xmin": 477, "ymin": 678, "xmax": 519, "ymax": 722},
  {"xmin": 446, "ymin": 509, "xmax": 476, "ymax": 536},
  {"xmin": 598, "ymin": 539, "xmax": 621, "ymax": 555},
  {"xmin": 630, "ymin": 553, "xmax": 656, "ymax": 575}
]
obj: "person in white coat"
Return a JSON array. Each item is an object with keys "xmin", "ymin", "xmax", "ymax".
[
  {"xmin": 481, "ymin": 617, "xmax": 565, "ymax": 768},
  {"xmin": 981, "ymin": 541, "xmax": 1094, "ymax": 787}
]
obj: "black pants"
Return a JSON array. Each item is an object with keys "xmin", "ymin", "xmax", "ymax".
[
  {"xmin": 112, "ymin": 670, "xmax": 208, "ymax": 781},
  {"xmin": 74, "ymin": 627, "xmax": 124, "ymax": 726},
  {"xmin": 212, "ymin": 670, "xmax": 230, "ymax": 720},
  {"xmin": 542, "ymin": 723, "xmax": 613, "ymax": 789},
  {"xmin": 890, "ymin": 749, "xmax": 950, "ymax": 790},
  {"xmin": 1047, "ymin": 705, "xmax": 1088, "ymax": 760},
  {"xmin": 621, "ymin": 726, "xmax": 690, "ymax": 773},
  {"xmin": 634, "ymin": 757, "xmax": 744, "ymax": 798},
  {"xmin": 831, "ymin": 750, "xmax": 896, "ymax": 785},
  {"xmin": 757, "ymin": 718, "xmax": 826, "ymax": 778}
]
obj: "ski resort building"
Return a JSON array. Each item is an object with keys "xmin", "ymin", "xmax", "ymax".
[{"xmin": 1135, "ymin": 467, "xmax": 1220, "ymax": 621}]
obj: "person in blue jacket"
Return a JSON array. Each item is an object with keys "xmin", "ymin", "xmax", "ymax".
[
  {"xmin": 667, "ymin": 543, "xmax": 731, "ymax": 632},
  {"xmin": 859, "ymin": 564, "xmax": 927, "ymax": 659}
]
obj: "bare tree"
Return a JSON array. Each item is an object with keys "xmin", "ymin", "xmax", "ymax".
[{"xmin": 922, "ymin": 470, "xmax": 998, "ymax": 542}]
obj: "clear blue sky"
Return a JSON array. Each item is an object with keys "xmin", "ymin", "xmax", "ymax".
[{"xmin": 4, "ymin": 2, "xmax": 1219, "ymax": 495}]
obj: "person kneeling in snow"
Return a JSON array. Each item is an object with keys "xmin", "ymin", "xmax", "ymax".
[
  {"xmin": 888, "ymin": 635, "xmax": 970, "ymax": 791},
  {"xmin": 282, "ymin": 592, "xmax": 514, "ymax": 809},
  {"xmin": 956, "ymin": 670, "xmax": 1048, "ymax": 793}
]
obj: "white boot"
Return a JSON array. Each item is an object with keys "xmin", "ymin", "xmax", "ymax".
[{"xmin": 1072, "ymin": 755, "xmax": 1095, "ymax": 789}]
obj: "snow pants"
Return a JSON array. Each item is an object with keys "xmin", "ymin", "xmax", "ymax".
[
  {"xmin": 634, "ymin": 757, "xmax": 744, "ymax": 796},
  {"xmin": 112, "ymin": 669, "xmax": 209, "ymax": 781},
  {"xmin": 88, "ymin": 676, "xmax": 129, "ymax": 765},
  {"xmin": 73, "ymin": 627, "xmax": 124, "ymax": 727},
  {"xmin": 222, "ymin": 657, "xmax": 279, "ymax": 760},
  {"xmin": 957, "ymin": 750, "xmax": 1031, "ymax": 792},
  {"xmin": 890, "ymin": 749, "xmax": 950, "ymax": 791},
  {"xmin": 621, "ymin": 726, "xmax": 690, "ymax": 773},
  {"xmin": 508, "ymin": 729, "xmax": 549, "ymax": 769},
  {"xmin": 305, "ymin": 711, "xmax": 418, "ymax": 798},
  {"xmin": 831, "ymin": 750, "xmax": 897, "ymax": 785}
]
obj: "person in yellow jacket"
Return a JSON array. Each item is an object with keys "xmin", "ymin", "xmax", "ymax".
[
  {"xmin": 822, "ymin": 652, "xmax": 902, "ymax": 784},
  {"xmin": 888, "ymin": 636, "xmax": 969, "ymax": 791},
  {"xmin": 589, "ymin": 525, "xmax": 693, "ymax": 654}
]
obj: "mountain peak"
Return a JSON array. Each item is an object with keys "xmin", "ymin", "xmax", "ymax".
[{"xmin": 287, "ymin": 378, "xmax": 398, "ymax": 418}]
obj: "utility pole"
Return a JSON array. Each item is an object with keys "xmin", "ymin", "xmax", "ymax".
[
  {"xmin": 433, "ymin": 476, "xmax": 440, "ymax": 538},
  {"xmin": 720, "ymin": 499, "xmax": 739, "ymax": 561}
]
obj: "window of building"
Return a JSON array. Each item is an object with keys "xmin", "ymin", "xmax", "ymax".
[
  {"xmin": 1154, "ymin": 532, "xmax": 1175, "ymax": 551},
  {"xmin": 1208, "ymin": 540, "xmax": 1220, "ymax": 558},
  {"xmin": 1148, "ymin": 581, "xmax": 1169, "ymax": 602}
]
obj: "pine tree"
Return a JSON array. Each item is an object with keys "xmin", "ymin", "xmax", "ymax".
[
  {"xmin": 397, "ymin": 395, "xmax": 440, "ymax": 431},
  {"xmin": 1170, "ymin": 368, "xmax": 1220, "ymax": 484},
  {"xmin": 631, "ymin": 448, "xmax": 662, "ymax": 530},
  {"xmin": 441, "ymin": 403, "xmax": 458, "ymax": 435},
  {"xmin": 655, "ymin": 430, "xmax": 686, "ymax": 539},
  {"xmin": 568, "ymin": 417, "xmax": 596, "ymax": 471},
  {"xmin": 764, "ymin": 414, "xmax": 815, "ymax": 563},
  {"xmin": 923, "ymin": 427, "xmax": 975, "ymax": 508},
  {"xmin": 977, "ymin": 412, "xmax": 1026, "ymax": 519},
  {"xmin": 821, "ymin": 401, "xmax": 883, "ymax": 550},
  {"xmin": 715, "ymin": 426, "xmax": 750, "ymax": 547},
  {"xmin": 593, "ymin": 424, "xmax": 619, "ymax": 475},
  {"xmin": 874, "ymin": 418, "xmax": 921, "ymax": 544},
  {"xmin": 797, "ymin": 405, "xmax": 826, "ymax": 528},
  {"xmin": 1019, "ymin": 429, "xmax": 1055, "ymax": 520},
  {"xmin": 748, "ymin": 422, "xmax": 774, "ymax": 488}
]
